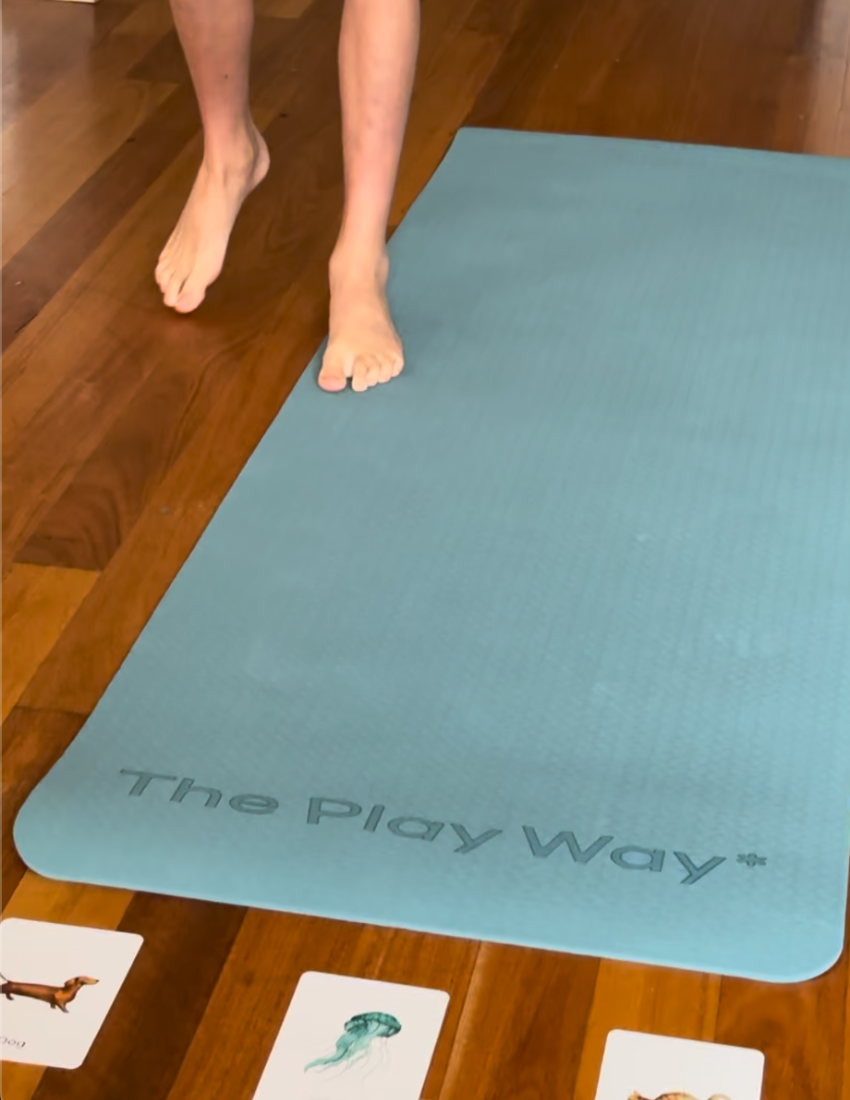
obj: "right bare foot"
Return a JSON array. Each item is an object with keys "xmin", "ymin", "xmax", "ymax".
[{"xmin": 155, "ymin": 122, "xmax": 269, "ymax": 313}]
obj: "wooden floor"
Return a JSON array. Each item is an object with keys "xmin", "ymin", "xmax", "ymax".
[{"xmin": 3, "ymin": 0, "xmax": 850, "ymax": 1095}]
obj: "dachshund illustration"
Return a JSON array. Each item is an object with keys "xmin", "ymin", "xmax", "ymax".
[
  {"xmin": 629, "ymin": 1093, "xmax": 732, "ymax": 1100},
  {"xmin": 0, "ymin": 972, "xmax": 99, "ymax": 1013}
]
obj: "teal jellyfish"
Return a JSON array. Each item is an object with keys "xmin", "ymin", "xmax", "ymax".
[{"xmin": 305, "ymin": 1011, "xmax": 402, "ymax": 1074}]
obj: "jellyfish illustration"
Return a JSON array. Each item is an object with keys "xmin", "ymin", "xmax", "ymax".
[{"xmin": 304, "ymin": 1011, "xmax": 402, "ymax": 1075}]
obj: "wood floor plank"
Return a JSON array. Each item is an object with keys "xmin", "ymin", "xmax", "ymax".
[
  {"xmin": 17, "ymin": 246, "xmax": 334, "ymax": 715},
  {"xmin": 572, "ymin": 963, "xmax": 721, "ymax": 1099},
  {"xmin": 111, "ymin": 0, "xmax": 175, "ymax": 40},
  {"xmin": 2, "ymin": 565, "xmax": 98, "ymax": 720},
  {"xmin": 3, "ymin": 0, "xmax": 184, "ymax": 264},
  {"xmin": 798, "ymin": 0, "xmax": 850, "ymax": 157},
  {"xmin": 1, "ymin": 82, "xmax": 196, "ymax": 353},
  {"xmin": 164, "ymin": 913, "xmax": 477, "ymax": 1100},
  {"xmin": 1, "ymin": 707, "xmax": 88, "ymax": 907},
  {"xmin": 440, "ymin": 945, "xmax": 600, "ymax": 1099},
  {"xmin": 2, "ymin": 0, "xmax": 336, "ymax": 569},
  {"xmin": 1, "ymin": 0, "xmax": 136, "ymax": 131},
  {"xmin": 1, "ymin": 1063, "xmax": 45, "ymax": 1100},
  {"xmin": 29, "ymin": 895, "xmax": 247, "ymax": 1100},
  {"xmin": 126, "ymin": 28, "xmax": 190, "ymax": 84},
  {"xmin": 254, "ymin": 0, "xmax": 316, "ymax": 19},
  {"xmin": 2, "ymin": 290, "xmax": 171, "ymax": 571},
  {"xmin": 111, "ymin": 0, "xmax": 173, "ymax": 39},
  {"xmin": 1, "ymin": 0, "xmax": 327, "ymax": 357},
  {"xmin": 844, "ymin": 950, "xmax": 850, "ymax": 1100},
  {"xmin": 2, "ymin": 76, "xmax": 176, "ymax": 264},
  {"xmin": 2, "ymin": 872, "xmax": 134, "ymax": 929},
  {"xmin": 464, "ymin": 0, "xmax": 589, "ymax": 132},
  {"xmin": 716, "ymin": 947, "xmax": 848, "ymax": 1098},
  {"xmin": 14, "ymin": 313, "xmax": 259, "ymax": 571}
]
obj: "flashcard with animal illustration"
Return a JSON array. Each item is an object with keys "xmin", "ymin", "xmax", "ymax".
[
  {"xmin": 251, "ymin": 972, "xmax": 450, "ymax": 1100},
  {"xmin": 0, "ymin": 918, "xmax": 143, "ymax": 1069},
  {"xmin": 594, "ymin": 1030, "xmax": 765, "ymax": 1100}
]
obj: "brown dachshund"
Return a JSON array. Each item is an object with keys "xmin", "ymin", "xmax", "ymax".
[
  {"xmin": 1, "ymin": 974, "xmax": 99, "ymax": 1013},
  {"xmin": 629, "ymin": 1093, "xmax": 732, "ymax": 1100}
]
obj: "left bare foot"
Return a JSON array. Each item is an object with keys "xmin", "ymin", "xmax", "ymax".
[{"xmin": 318, "ymin": 250, "xmax": 405, "ymax": 393}]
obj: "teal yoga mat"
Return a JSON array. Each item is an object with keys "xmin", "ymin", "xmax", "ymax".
[{"xmin": 16, "ymin": 129, "xmax": 850, "ymax": 982}]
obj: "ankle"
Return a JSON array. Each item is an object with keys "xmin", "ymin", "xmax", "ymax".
[
  {"xmin": 202, "ymin": 119, "xmax": 259, "ymax": 178},
  {"xmin": 329, "ymin": 242, "xmax": 390, "ymax": 287}
]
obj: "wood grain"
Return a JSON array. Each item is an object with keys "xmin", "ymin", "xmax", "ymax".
[
  {"xmin": 165, "ymin": 914, "xmax": 477, "ymax": 1100},
  {"xmin": 2, "ymin": 565, "xmax": 98, "ymax": 719},
  {"xmin": 716, "ymin": 948, "xmax": 849, "ymax": 1098},
  {"xmin": 0, "ymin": 83, "xmax": 196, "ymax": 352},
  {"xmin": 2, "ymin": 0, "xmax": 849, "ymax": 1097},
  {"xmin": 441, "ymin": 945, "xmax": 600, "ymax": 1099},
  {"xmin": 572, "ymin": 963, "xmax": 721, "ymax": 1099},
  {"xmin": 2, "ymin": 73, "xmax": 176, "ymax": 263},
  {"xmin": 18, "ymin": 248, "xmax": 334, "ymax": 714},
  {"xmin": 2, "ymin": 708, "xmax": 88, "ymax": 906},
  {"xmin": 1, "ymin": 0, "xmax": 136, "ymax": 130},
  {"xmin": 2, "ymin": 13, "xmax": 181, "ymax": 263},
  {"xmin": 30, "ymin": 895, "xmax": 247, "ymax": 1100}
]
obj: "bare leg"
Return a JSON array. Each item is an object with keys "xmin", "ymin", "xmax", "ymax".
[
  {"xmin": 155, "ymin": 0, "xmax": 269, "ymax": 312},
  {"xmin": 318, "ymin": 0, "xmax": 420, "ymax": 393}
]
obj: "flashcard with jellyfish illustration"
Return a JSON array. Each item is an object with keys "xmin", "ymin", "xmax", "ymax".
[{"xmin": 251, "ymin": 972, "xmax": 449, "ymax": 1100}]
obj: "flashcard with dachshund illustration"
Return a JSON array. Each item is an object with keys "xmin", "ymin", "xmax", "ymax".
[
  {"xmin": 251, "ymin": 972, "xmax": 449, "ymax": 1100},
  {"xmin": 594, "ymin": 1031, "xmax": 765, "ymax": 1100},
  {"xmin": 0, "ymin": 918, "xmax": 143, "ymax": 1068}
]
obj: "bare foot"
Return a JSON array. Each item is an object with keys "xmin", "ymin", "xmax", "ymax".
[
  {"xmin": 318, "ymin": 250, "xmax": 405, "ymax": 393},
  {"xmin": 155, "ymin": 122, "xmax": 269, "ymax": 313}
]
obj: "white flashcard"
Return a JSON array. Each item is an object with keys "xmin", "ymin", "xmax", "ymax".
[
  {"xmin": 251, "ymin": 971, "xmax": 450, "ymax": 1100},
  {"xmin": 594, "ymin": 1030, "xmax": 765, "ymax": 1100},
  {"xmin": 0, "ymin": 918, "xmax": 143, "ymax": 1069}
]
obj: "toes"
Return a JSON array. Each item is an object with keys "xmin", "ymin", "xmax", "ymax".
[
  {"xmin": 174, "ymin": 279, "xmax": 208, "ymax": 314},
  {"xmin": 316, "ymin": 342, "xmax": 405, "ymax": 395},
  {"xmin": 162, "ymin": 272, "xmax": 186, "ymax": 309},
  {"xmin": 351, "ymin": 355, "xmax": 378, "ymax": 393},
  {"xmin": 156, "ymin": 234, "xmax": 180, "ymax": 284},
  {"xmin": 344, "ymin": 351, "xmax": 405, "ymax": 392},
  {"xmin": 351, "ymin": 360, "xmax": 369, "ymax": 393},
  {"xmin": 366, "ymin": 359, "xmax": 381, "ymax": 388},
  {"xmin": 155, "ymin": 261, "xmax": 172, "ymax": 294},
  {"xmin": 318, "ymin": 348, "xmax": 349, "ymax": 392}
]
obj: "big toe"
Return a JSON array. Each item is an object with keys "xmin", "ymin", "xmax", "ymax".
[
  {"xmin": 318, "ymin": 347, "xmax": 349, "ymax": 392},
  {"xmin": 174, "ymin": 277, "xmax": 209, "ymax": 314}
]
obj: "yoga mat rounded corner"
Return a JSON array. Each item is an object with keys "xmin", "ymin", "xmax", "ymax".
[
  {"xmin": 765, "ymin": 929, "xmax": 847, "ymax": 986},
  {"xmin": 11, "ymin": 802, "xmax": 67, "ymax": 884}
]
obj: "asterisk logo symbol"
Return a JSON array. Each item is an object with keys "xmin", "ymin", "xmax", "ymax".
[{"xmin": 737, "ymin": 853, "xmax": 767, "ymax": 868}]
